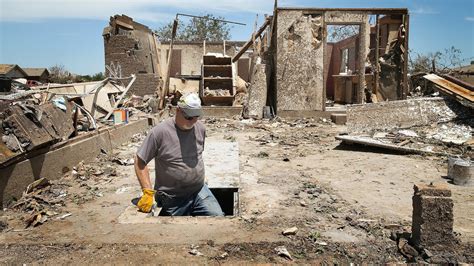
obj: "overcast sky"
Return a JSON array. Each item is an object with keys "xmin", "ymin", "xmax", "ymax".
[{"xmin": 0, "ymin": 0, "xmax": 473, "ymax": 75}]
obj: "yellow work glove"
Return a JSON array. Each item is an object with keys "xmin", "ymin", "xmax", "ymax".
[{"xmin": 137, "ymin": 188, "xmax": 156, "ymax": 213}]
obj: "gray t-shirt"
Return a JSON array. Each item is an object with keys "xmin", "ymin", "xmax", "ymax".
[{"xmin": 136, "ymin": 118, "xmax": 205, "ymax": 197}]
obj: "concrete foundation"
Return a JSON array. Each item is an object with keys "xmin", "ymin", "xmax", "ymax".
[
  {"xmin": 412, "ymin": 183, "xmax": 455, "ymax": 248},
  {"xmin": 0, "ymin": 118, "xmax": 153, "ymax": 207}
]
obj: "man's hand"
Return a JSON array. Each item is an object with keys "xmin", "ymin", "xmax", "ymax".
[{"xmin": 137, "ymin": 188, "xmax": 156, "ymax": 213}]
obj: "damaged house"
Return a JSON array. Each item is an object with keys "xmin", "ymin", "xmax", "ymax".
[
  {"xmin": 270, "ymin": 8, "xmax": 409, "ymax": 115},
  {"xmin": 0, "ymin": 3, "xmax": 473, "ymax": 264}
]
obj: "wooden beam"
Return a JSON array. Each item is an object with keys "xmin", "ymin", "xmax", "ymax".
[
  {"xmin": 374, "ymin": 14, "xmax": 380, "ymax": 99},
  {"xmin": 402, "ymin": 14, "xmax": 410, "ymax": 99},
  {"xmin": 159, "ymin": 17, "xmax": 179, "ymax": 109},
  {"xmin": 232, "ymin": 17, "xmax": 272, "ymax": 63}
]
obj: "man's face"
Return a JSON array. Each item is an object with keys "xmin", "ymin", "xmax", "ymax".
[{"xmin": 177, "ymin": 108, "xmax": 199, "ymax": 130}]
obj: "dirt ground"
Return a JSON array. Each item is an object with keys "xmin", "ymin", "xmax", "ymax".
[{"xmin": 0, "ymin": 117, "xmax": 472, "ymax": 264}]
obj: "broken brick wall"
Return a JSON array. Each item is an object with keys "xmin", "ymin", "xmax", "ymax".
[
  {"xmin": 103, "ymin": 15, "xmax": 161, "ymax": 96},
  {"xmin": 276, "ymin": 10, "xmax": 325, "ymax": 112}
]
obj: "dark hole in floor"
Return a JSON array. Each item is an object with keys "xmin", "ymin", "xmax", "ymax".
[
  {"xmin": 210, "ymin": 187, "xmax": 239, "ymax": 216},
  {"xmin": 131, "ymin": 187, "xmax": 239, "ymax": 216}
]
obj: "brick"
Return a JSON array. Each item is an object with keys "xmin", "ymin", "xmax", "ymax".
[{"xmin": 331, "ymin": 113, "xmax": 347, "ymax": 125}]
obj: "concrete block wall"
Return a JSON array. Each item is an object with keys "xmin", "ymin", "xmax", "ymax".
[
  {"xmin": 104, "ymin": 15, "xmax": 162, "ymax": 96},
  {"xmin": 132, "ymin": 73, "xmax": 162, "ymax": 96},
  {"xmin": 412, "ymin": 183, "xmax": 455, "ymax": 248}
]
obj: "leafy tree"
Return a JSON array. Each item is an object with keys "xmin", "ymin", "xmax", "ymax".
[
  {"xmin": 156, "ymin": 14, "xmax": 231, "ymax": 42},
  {"xmin": 91, "ymin": 72, "xmax": 105, "ymax": 81}
]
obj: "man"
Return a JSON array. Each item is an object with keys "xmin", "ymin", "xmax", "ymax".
[{"xmin": 134, "ymin": 92, "xmax": 224, "ymax": 216}]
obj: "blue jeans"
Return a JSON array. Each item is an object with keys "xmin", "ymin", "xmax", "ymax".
[{"xmin": 155, "ymin": 184, "xmax": 224, "ymax": 216}]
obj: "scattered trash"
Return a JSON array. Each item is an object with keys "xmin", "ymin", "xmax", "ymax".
[
  {"xmin": 25, "ymin": 177, "xmax": 50, "ymax": 194},
  {"xmin": 115, "ymin": 187, "xmax": 131, "ymax": 194},
  {"xmin": 275, "ymin": 246, "xmax": 292, "ymax": 261},
  {"xmin": 282, "ymin": 227, "xmax": 298, "ymax": 236},
  {"xmin": 398, "ymin": 238, "xmax": 418, "ymax": 261},
  {"xmin": 56, "ymin": 213, "xmax": 72, "ymax": 220},
  {"xmin": 0, "ymin": 219, "xmax": 8, "ymax": 232},
  {"xmin": 315, "ymin": 241, "xmax": 328, "ymax": 246},
  {"xmin": 25, "ymin": 211, "xmax": 48, "ymax": 228},
  {"xmin": 189, "ymin": 245, "xmax": 203, "ymax": 256},
  {"xmin": 112, "ymin": 158, "xmax": 134, "ymax": 166}
]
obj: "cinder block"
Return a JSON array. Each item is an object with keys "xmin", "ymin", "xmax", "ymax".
[
  {"xmin": 331, "ymin": 113, "xmax": 347, "ymax": 125},
  {"xmin": 412, "ymin": 183, "xmax": 454, "ymax": 248}
]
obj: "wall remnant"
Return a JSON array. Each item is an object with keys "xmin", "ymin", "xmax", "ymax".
[
  {"xmin": 157, "ymin": 41, "xmax": 247, "ymax": 78},
  {"xmin": 103, "ymin": 15, "xmax": 162, "ymax": 96},
  {"xmin": 272, "ymin": 8, "xmax": 408, "ymax": 114},
  {"xmin": 412, "ymin": 183, "xmax": 455, "ymax": 249},
  {"xmin": 276, "ymin": 11, "xmax": 324, "ymax": 112},
  {"xmin": 245, "ymin": 64, "xmax": 269, "ymax": 118}
]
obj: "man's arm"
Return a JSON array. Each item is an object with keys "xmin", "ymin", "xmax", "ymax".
[{"xmin": 134, "ymin": 154, "xmax": 152, "ymax": 189}]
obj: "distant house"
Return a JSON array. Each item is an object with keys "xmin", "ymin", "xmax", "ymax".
[
  {"xmin": 0, "ymin": 64, "xmax": 28, "ymax": 79},
  {"xmin": 23, "ymin": 68, "xmax": 50, "ymax": 82}
]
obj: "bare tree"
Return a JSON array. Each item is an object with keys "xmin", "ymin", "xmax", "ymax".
[
  {"xmin": 49, "ymin": 64, "xmax": 72, "ymax": 84},
  {"xmin": 409, "ymin": 46, "xmax": 463, "ymax": 74},
  {"xmin": 327, "ymin": 25, "xmax": 360, "ymax": 43}
]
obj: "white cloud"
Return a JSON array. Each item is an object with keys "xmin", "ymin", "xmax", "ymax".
[
  {"xmin": 466, "ymin": 17, "xmax": 474, "ymax": 22},
  {"xmin": 0, "ymin": 0, "xmax": 273, "ymax": 22}
]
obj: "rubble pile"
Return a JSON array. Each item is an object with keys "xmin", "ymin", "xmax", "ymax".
[
  {"xmin": 8, "ymin": 177, "xmax": 69, "ymax": 228},
  {"xmin": 341, "ymin": 97, "xmax": 473, "ymax": 158},
  {"xmin": 0, "ymin": 77, "xmax": 155, "ymax": 168}
]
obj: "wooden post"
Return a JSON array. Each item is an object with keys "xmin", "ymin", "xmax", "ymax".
[
  {"xmin": 403, "ymin": 14, "xmax": 410, "ymax": 99},
  {"xmin": 232, "ymin": 17, "xmax": 271, "ymax": 63},
  {"xmin": 223, "ymin": 40, "xmax": 226, "ymax": 56},
  {"xmin": 253, "ymin": 14, "xmax": 258, "ymax": 56},
  {"xmin": 374, "ymin": 14, "xmax": 380, "ymax": 100},
  {"xmin": 203, "ymin": 39, "xmax": 206, "ymax": 55},
  {"xmin": 159, "ymin": 16, "xmax": 178, "ymax": 109}
]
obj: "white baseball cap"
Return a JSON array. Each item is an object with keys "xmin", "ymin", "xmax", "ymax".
[{"xmin": 177, "ymin": 92, "xmax": 203, "ymax": 117}]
